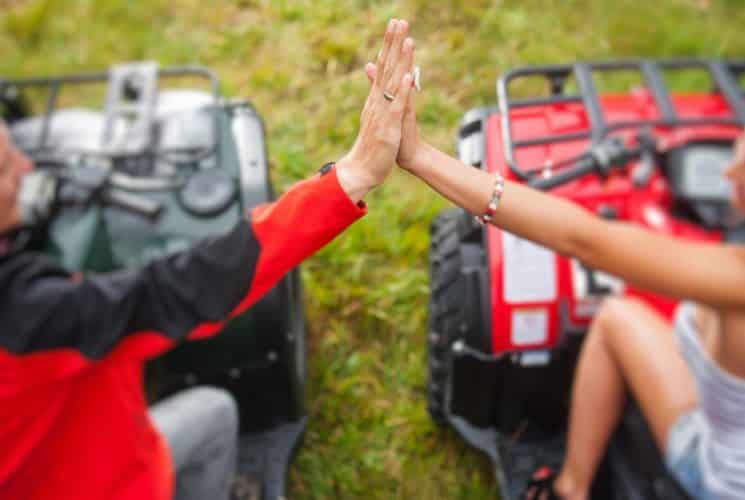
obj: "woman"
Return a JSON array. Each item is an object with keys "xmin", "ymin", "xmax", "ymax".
[{"xmin": 365, "ymin": 60, "xmax": 745, "ymax": 499}]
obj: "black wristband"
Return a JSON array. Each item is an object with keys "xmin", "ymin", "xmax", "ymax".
[{"xmin": 318, "ymin": 162, "xmax": 335, "ymax": 176}]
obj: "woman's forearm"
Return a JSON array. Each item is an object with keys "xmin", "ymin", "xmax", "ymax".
[
  {"xmin": 410, "ymin": 142, "xmax": 599, "ymax": 258},
  {"xmin": 408, "ymin": 141, "xmax": 745, "ymax": 309}
]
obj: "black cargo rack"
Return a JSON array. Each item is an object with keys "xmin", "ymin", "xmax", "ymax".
[
  {"xmin": 0, "ymin": 63, "xmax": 222, "ymax": 166},
  {"xmin": 497, "ymin": 59, "xmax": 745, "ymax": 180}
]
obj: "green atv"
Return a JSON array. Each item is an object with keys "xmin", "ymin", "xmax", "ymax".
[{"xmin": 1, "ymin": 62, "xmax": 305, "ymax": 500}]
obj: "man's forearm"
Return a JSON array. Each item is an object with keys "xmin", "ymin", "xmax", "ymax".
[{"xmin": 189, "ymin": 165, "xmax": 367, "ymax": 338}]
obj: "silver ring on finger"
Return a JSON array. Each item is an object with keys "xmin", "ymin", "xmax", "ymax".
[{"xmin": 383, "ymin": 90, "xmax": 395, "ymax": 102}]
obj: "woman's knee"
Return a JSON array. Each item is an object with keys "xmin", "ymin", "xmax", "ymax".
[{"xmin": 588, "ymin": 297, "xmax": 647, "ymax": 348}]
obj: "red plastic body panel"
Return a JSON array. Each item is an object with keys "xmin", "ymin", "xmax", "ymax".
[{"xmin": 485, "ymin": 90, "xmax": 742, "ymax": 355}]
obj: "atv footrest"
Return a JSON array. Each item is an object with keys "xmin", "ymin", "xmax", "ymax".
[
  {"xmin": 236, "ymin": 417, "xmax": 306, "ymax": 500},
  {"xmin": 499, "ymin": 433, "xmax": 566, "ymax": 500}
]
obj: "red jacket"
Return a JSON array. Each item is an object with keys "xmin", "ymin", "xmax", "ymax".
[{"xmin": 0, "ymin": 169, "xmax": 366, "ymax": 500}]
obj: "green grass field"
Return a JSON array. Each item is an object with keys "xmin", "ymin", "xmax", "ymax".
[{"xmin": 3, "ymin": 1, "xmax": 745, "ymax": 497}]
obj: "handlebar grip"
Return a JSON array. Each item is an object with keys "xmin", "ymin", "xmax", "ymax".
[
  {"xmin": 528, "ymin": 156, "xmax": 596, "ymax": 191},
  {"xmin": 102, "ymin": 189, "xmax": 164, "ymax": 220}
]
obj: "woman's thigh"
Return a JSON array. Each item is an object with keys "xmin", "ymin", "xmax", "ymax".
[{"xmin": 595, "ymin": 297, "xmax": 698, "ymax": 451}]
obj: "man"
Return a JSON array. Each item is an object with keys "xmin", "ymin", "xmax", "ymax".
[{"xmin": 0, "ymin": 18, "xmax": 416, "ymax": 500}]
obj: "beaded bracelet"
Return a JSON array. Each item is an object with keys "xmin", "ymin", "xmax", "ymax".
[{"xmin": 475, "ymin": 173, "xmax": 505, "ymax": 225}]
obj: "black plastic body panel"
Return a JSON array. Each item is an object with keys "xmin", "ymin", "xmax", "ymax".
[{"xmin": 445, "ymin": 344, "xmax": 692, "ymax": 500}]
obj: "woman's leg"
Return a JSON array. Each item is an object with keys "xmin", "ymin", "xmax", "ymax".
[
  {"xmin": 149, "ymin": 386, "xmax": 239, "ymax": 500},
  {"xmin": 553, "ymin": 298, "xmax": 698, "ymax": 500}
]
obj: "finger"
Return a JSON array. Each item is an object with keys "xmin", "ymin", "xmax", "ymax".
[
  {"xmin": 384, "ymin": 20, "xmax": 409, "ymax": 87},
  {"xmin": 381, "ymin": 19, "xmax": 408, "ymax": 91},
  {"xmin": 404, "ymin": 80, "xmax": 416, "ymax": 114},
  {"xmin": 389, "ymin": 37, "xmax": 414, "ymax": 96},
  {"xmin": 392, "ymin": 72, "xmax": 414, "ymax": 115},
  {"xmin": 365, "ymin": 62, "xmax": 377, "ymax": 85},
  {"xmin": 375, "ymin": 19, "xmax": 397, "ymax": 88}
]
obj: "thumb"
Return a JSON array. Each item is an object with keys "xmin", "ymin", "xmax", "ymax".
[
  {"xmin": 403, "ymin": 98, "xmax": 416, "ymax": 126},
  {"xmin": 365, "ymin": 62, "xmax": 377, "ymax": 86}
]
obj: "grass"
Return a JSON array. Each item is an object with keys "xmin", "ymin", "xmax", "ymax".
[{"xmin": 2, "ymin": 0, "xmax": 745, "ymax": 497}]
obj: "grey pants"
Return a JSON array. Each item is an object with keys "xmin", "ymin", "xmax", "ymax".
[{"xmin": 150, "ymin": 386, "xmax": 239, "ymax": 500}]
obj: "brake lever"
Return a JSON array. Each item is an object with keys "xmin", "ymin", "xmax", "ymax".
[
  {"xmin": 632, "ymin": 149, "xmax": 655, "ymax": 188},
  {"xmin": 589, "ymin": 137, "xmax": 627, "ymax": 177},
  {"xmin": 631, "ymin": 130, "xmax": 658, "ymax": 188}
]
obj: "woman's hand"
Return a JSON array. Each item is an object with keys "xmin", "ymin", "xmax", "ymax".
[
  {"xmin": 336, "ymin": 19, "xmax": 416, "ymax": 202},
  {"xmin": 364, "ymin": 43, "xmax": 427, "ymax": 174}
]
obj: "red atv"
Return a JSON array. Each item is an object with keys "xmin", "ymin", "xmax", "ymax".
[{"xmin": 427, "ymin": 59, "xmax": 745, "ymax": 500}]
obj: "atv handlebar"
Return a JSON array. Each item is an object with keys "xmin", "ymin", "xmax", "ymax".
[
  {"xmin": 528, "ymin": 155, "xmax": 599, "ymax": 190},
  {"xmin": 528, "ymin": 137, "xmax": 646, "ymax": 191},
  {"xmin": 20, "ymin": 164, "xmax": 165, "ymax": 229}
]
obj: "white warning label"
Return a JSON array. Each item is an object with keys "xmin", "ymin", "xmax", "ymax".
[{"xmin": 502, "ymin": 231, "xmax": 556, "ymax": 303}]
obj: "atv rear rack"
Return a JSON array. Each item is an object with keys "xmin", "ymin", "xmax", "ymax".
[
  {"xmin": 0, "ymin": 63, "xmax": 222, "ymax": 165},
  {"xmin": 498, "ymin": 58, "xmax": 745, "ymax": 180}
]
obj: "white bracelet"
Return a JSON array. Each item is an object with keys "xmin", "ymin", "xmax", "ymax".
[{"xmin": 475, "ymin": 173, "xmax": 505, "ymax": 225}]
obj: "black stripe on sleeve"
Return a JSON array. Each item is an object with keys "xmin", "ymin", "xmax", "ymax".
[{"xmin": 0, "ymin": 220, "xmax": 260, "ymax": 359}]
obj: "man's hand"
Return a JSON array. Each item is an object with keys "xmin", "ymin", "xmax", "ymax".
[
  {"xmin": 336, "ymin": 19, "xmax": 416, "ymax": 203},
  {"xmin": 363, "ymin": 45, "xmax": 428, "ymax": 176}
]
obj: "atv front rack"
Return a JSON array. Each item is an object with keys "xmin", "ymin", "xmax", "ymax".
[
  {"xmin": 0, "ymin": 63, "xmax": 222, "ymax": 165},
  {"xmin": 498, "ymin": 58, "xmax": 745, "ymax": 180}
]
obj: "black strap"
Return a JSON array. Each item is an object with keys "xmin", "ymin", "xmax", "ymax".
[{"xmin": 318, "ymin": 161, "xmax": 335, "ymax": 176}]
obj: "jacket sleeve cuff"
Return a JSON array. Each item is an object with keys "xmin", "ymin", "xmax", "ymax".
[{"xmin": 240, "ymin": 167, "xmax": 367, "ymax": 308}]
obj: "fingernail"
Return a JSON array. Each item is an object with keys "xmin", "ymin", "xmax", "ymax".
[
  {"xmin": 404, "ymin": 37, "xmax": 413, "ymax": 49},
  {"xmin": 387, "ymin": 19, "xmax": 395, "ymax": 32},
  {"xmin": 393, "ymin": 19, "xmax": 400, "ymax": 32}
]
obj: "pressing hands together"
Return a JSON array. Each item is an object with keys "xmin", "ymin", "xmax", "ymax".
[{"xmin": 336, "ymin": 19, "xmax": 427, "ymax": 202}]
